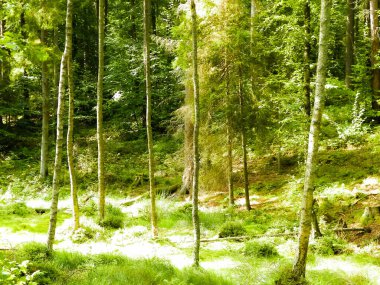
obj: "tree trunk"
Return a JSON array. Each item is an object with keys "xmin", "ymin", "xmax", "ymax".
[
  {"xmin": 291, "ymin": 0, "xmax": 331, "ymax": 281},
  {"xmin": 47, "ymin": 0, "xmax": 73, "ymax": 251},
  {"xmin": 20, "ymin": 9, "xmax": 30, "ymax": 120},
  {"xmin": 345, "ymin": 0, "xmax": 355, "ymax": 89},
  {"xmin": 191, "ymin": 0, "xmax": 201, "ymax": 267},
  {"xmin": 312, "ymin": 199, "xmax": 322, "ymax": 238},
  {"xmin": 227, "ymin": 120, "xmax": 234, "ymax": 206},
  {"xmin": 304, "ymin": 0, "xmax": 311, "ymax": 117},
  {"xmin": 180, "ymin": 83, "xmax": 194, "ymax": 196},
  {"xmin": 239, "ymin": 69, "xmax": 251, "ymax": 211},
  {"xmin": 40, "ymin": 29, "xmax": 49, "ymax": 179},
  {"xmin": 97, "ymin": 0, "xmax": 106, "ymax": 223},
  {"xmin": 370, "ymin": 0, "xmax": 380, "ymax": 109},
  {"xmin": 144, "ymin": 0, "xmax": 158, "ymax": 238},
  {"xmin": 67, "ymin": 30, "xmax": 79, "ymax": 231}
]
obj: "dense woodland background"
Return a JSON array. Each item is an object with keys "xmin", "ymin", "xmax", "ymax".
[{"xmin": 1, "ymin": 0, "xmax": 380, "ymax": 284}]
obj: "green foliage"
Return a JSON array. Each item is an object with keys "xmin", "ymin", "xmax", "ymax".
[
  {"xmin": 218, "ymin": 221, "xmax": 247, "ymax": 238},
  {"xmin": 17, "ymin": 242, "xmax": 50, "ymax": 262},
  {"xmin": 243, "ymin": 240, "xmax": 279, "ymax": 258},
  {"xmin": 310, "ymin": 235, "xmax": 349, "ymax": 256},
  {"xmin": 99, "ymin": 204, "xmax": 125, "ymax": 229},
  {"xmin": 4, "ymin": 202, "xmax": 33, "ymax": 217},
  {"xmin": 0, "ymin": 259, "xmax": 43, "ymax": 285}
]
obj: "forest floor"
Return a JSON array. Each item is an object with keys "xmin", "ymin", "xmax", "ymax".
[{"xmin": 1, "ymin": 128, "xmax": 380, "ymax": 284}]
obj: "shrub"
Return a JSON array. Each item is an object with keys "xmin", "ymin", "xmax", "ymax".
[
  {"xmin": 18, "ymin": 242, "xmax": 50, "ymax": 262},
  {"xmin": 243, "ymin": 240, "xmax": 279, "ymax": 258},
  {"xmin": 218, "ymin": 221, "xmax": 246, "ymax": 238},
  {"xmin": 99, "ymin": 204, "xmax": 125, "ymax": 229},
  {"xmin": 6, "ymin": 202, "xmax": 32, "ymax": 217},
  {"xmin": 310, "ymin": 235, "xmax": 348, "ymax": 255}
]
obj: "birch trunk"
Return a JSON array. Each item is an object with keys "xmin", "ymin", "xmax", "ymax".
[
  {"xmin": 47, "ymin": 0, "xmax": 73, "ymax": 251},
  {"xmin": 97, "ymin": 0, "xmax": 106, "ymax": 223},
  {"xmin": 67, "ymin": 34, "xmax": 79, "ymax": 231},
  {"xmin": 292, "ymin": 0, "xmax": 331, "ymax": 280},
  {"xmin": 191, "ymin": 0, "xmax": 201, "ymax": 267},
  {"xmin": 144, "ymin": 0, "xmax": 158, "ymax": 238}
]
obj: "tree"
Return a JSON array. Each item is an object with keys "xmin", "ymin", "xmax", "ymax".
[
  {"xmin": 304, "ymin": 0, "xmax": 311, "ymax": 116},
  {"xmin": 47, "ymin": 0, "xmax": 73, "ymax": 251},
  {"xmin": 144, "ymin": 0, "xmax": 158, "ymax": 238},
  {"xmin": 345, "ymin": 0, "xmax": 355, "ymax": 89},
  {"xmin": 97, "ymin": 0, "xmax": 106, "ymax": 223},
  {"xmin": 369, "ymin": 0, "xmax": 380, "ymax": 109},
  {"xmin": 190, "ymin": 0, "xmax": 200, "ymax": 267},
  {"xmin": 291, "ymin": 0, "xmax": 332, "ymax": 281}
]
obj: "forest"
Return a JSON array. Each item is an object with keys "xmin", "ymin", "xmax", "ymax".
[{"xmin": 1, "ymin": 0, "xmax": 380, "ymax": 284}]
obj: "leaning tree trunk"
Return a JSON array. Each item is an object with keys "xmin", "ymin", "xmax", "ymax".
[
  {"xmin": 370, "ymin": 0, "xmax": 380, "ymax": 109},
  {"xmin": 345, "ymin": 0, "xmax": 355, "ymax": 89},
  {"xmin": 190, "ymin": 0, "xmax": 201, "ymax": 267},
  {"xmin": 291, "ymin": 0, "xmax": 331, "ymax": 281},
  {"xmin": 47, "ymin": 0, "xmax": 73, "ymax": 251},
  {"xmin": 97, "ymin": 0, "xmax": 106, "ymax": 223},
  {"xmin": 67, "ymin": 33, "xmax": 79, "ymax": 231},
  {"xmin": 143, "ymin": 0, "xmax": 158, "ymax": 238}
]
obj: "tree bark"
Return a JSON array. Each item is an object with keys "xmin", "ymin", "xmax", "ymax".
[
  {"xmin": 191, "ymin": 0, "xmax": 201, "ymax": 267},
  {"xmin": 239, "ymin": 69, "xmax": 251, "ymax": 211},
  {"xmin": 67, "ymin": 29, "xmax": 79, "ymax": 231},
  {"xmin": 370, "ymin": 0, "xmax": 380, "ymax": 109},
  {"xmin": 304, "ymin": 0, "xmax": 311, "ymax": 117},
  {"xmin": 144, "ymin": 0, "xmax": 158, "ymax": 238},
  {"xmin": 40, "ymin": 29, "xmax": 49, "ymax": 179},
  {"xmin": 345, "ymin": 0, "xmax": 355, "ymax": 89},
  {"xmin": 47, "ymin": 0, "xmax": 73, "ymax": 251},
  {"xmin": 97, "ymin": 0, "xmax": 106, "ymax": 223},
  {"xmin": 292, "ymin": 0, "xmax": 331, "ymax": 281}
]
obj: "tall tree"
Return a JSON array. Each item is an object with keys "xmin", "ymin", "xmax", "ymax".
[
  {"xmin": 291, "ymin": 0, "xmax": 332, "ymax": 281},
  {"xmin": 143, "ymin": 0, "xmax": 158, "ymax": 238},
  {"xmin": 345, "ymin": 0, "xmax": 355, "ymax": 88},
  {"xmin": 97, "ymin": 0, "xmax": 106, "ymax": 223},
  {"xmin": 47, "ymin": 0, "xmax": 73, "ymax": 251},
  {"xmin": 304, "ymin": 0, "xmax": 311, "ymax": 116},
  {"xmin": 40, "ymin": 28, "xmax": 50, "ymax": 179},
  {"xmin": 369, "ymin": 0, "xmax": 380, "ymax": 109},
  {"xmin": 190, "ymin": 0, "xmax": 201, "ymax": 267},
  {"xmin": 67, "ymin": 28, "xmax": 79, "ymax": 231}
]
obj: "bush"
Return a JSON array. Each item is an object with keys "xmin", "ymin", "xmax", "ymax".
[
  {"xmin": 243, "ymin": 240, "xmax": 279, "ymax": 258},
  {"xmin": 310, "ymin": 235, "xmax": 348, "ymax": 255},
  {"xmin": 18, "ymin": 242, "xmax": 50, "ymax": 262},
  {"xmin": 99, "ymin": 204, "xmax": 125, "ymax": 229},
  {"xmin": 218, "ymin": 221, "xmax": 246, "ymax": 238},
  {"xmin": 6, "ymin": 202, "xmax": 32, "ymax": 217}
]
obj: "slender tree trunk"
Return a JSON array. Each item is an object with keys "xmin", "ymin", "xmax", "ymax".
[
  {"xmin": 239, "ymin": 69, "xmax": 251, "ymax": 211},
  {"xmin": 47, "ymin": 0, "xmax": 73, "ymax": 251},
  {"xmin": 144, "ymin": 0, "xmax": 158, "ymax": 238},
  {"xmin": 97, "ymin": 0, "xmax": 106, "ymax": 223},
  {"xmin": 190, "ymin": 0, "xmax": 201, "ymax": 267},
  {"xmin": 40, "ymin": 29, "xmax": 50, "ymax": 179},
  {"xmin": 180, "ymin": 83, "xmax": 194, "ymax": 196},
  {"xmin": 304, "ymin": 0, "xmax": 311, "ymax": 116},
  {"xmin": 20, "ymin": 9, "xmax": 30, "ymax": 120},
  {"xmin": 227, "ymin": 120, "xmax": 234, "ymax": 206},
  {"xmin": 345, "ymin": 0, "xmax": 355, "ymax": 89},
  {"xmin": 67, "ymin": 31, "xmax": 79, "ymax": 231},
  {"xmin": 291, "ymin": 0, "xmax": 331, "ymax": 281},
  {"xmin": 370, "ymin": 0, "xmax": 380, "ymax": 109}
]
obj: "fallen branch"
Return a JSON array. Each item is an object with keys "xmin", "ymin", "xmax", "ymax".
[
  {"xmin": 334, "ymin": 227, "xmax": 371, "ymax": 233},
  {"xmin": 199, "ymin": 233, "xmax": 297, "ymax": 243}
]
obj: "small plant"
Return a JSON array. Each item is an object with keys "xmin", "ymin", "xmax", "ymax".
[
  {"xmin": 218, "ymin": 221, "xmax": 246, "ymax": 238},
  {"xmin": 99, "ymin": 204, "xmax": 125, "ymax": 229},
  {"xmin": 243, "ymin": 240, "xmax": 279, "ymax": 258},
  {"xmin": 71, "ymin": 227, "xmax": 96, "ymax": 243},
  {"xmin": 0, "ymin": 259, "xmax": 44, "ymax": 285},
  {"xmin": 18, "ymin": 242, "xmax": 50, "ymax": 262},
  {"xmin": 6, "ymin": 202, "xmax": 32, "ymax": 217}
]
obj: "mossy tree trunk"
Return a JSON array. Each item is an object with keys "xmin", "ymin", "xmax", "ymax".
[
  {"xmin": 292, "ymin": 0, "xmax": 331, "ymax": 281},
  {"xmin": 370, "ymin": 0, "xmax": 380, "ymax": 109},
  {"xmin": 144, "ymin": 0, "xmax": 158, "ymax": 238},
  {"xmin": 47, "ymin": 0, "xmax": 73, "ymax": 251},
  {"xmin": 191, "ymin": 0, "xmax": 201, "ymax": 267},
  {"xmin": 97, "ymin": 0, "xmax": 106, "ymax": 223}
]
